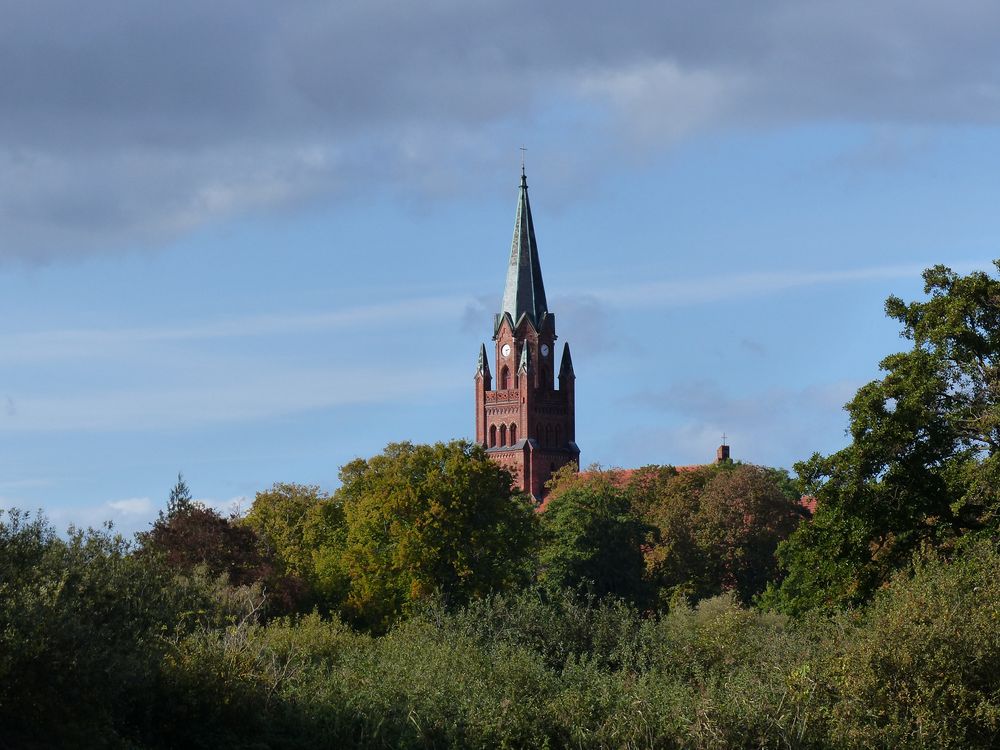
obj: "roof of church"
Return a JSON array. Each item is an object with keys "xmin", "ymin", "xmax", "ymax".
[{"xmin": 500, "ymin": 169, "xmax": 548, "ymax": 328}]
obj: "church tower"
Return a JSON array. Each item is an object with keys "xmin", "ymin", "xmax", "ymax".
[{"xmin": 474, "ymin": 169, "xmax": 579, "ymax": 499}]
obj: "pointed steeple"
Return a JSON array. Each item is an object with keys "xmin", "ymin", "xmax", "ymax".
[
  {"xmin": 500, "ymin": 169, "xmax": 548, "ymax": 328},
  {"xmin": 476, "ymin": 343, "xmax": 491, "ymax": 380},
  {"xmin": 558, "ymin": 342, "xmax": 575, "ymax": 379}
]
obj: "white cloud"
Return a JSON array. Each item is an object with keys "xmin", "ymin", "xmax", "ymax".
[
  {"xmin": 42, "ymin": 498, "xmax": 155, "ymax": 536},
  {"xmin": 0, "ymin": 294, "xmax": 469, "ymax": 365},
  {"xmin": 195, "ymin": 495, "xmax": 249, "ymax": 518},
  {"xmin": 0, "ymin": 364, "xmax": 462, "ymax": 432},
  {"xmin": 106, "ymin": 497, "xmax": 153, "ymax": 515},
  {"xmin": 588, "ymin": 261, "xmax": 989, "ymax": 309},
  {"xmin": 579, "ymin": 61, "xmax": 745, "ymax": 145}
]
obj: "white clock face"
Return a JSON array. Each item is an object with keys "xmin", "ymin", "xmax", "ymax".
[
  {"xmin": 501, "ymin": 344, "xmax": 511, "ymax": 357},
  {"xmin": 540, "ymin": 344, "xmax": 550, "ymax": 357}
]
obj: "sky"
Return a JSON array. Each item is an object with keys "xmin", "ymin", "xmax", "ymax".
[{"xmin": 3, "ymin": 0, "xmax": 1000, "ymax": 534}]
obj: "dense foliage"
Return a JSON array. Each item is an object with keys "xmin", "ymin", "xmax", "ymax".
[
  {"xmin": 336, "ymin": 441, "xmax": 538, "ymax": 629},
  {"xmin": 545, "ymin": 461, "xmax": 805, "ymax": 606},
  {"xmin": 5, "ymin": 511, "xmax": 1000, "ymax": 748},
  {"xmin": 769, "ymin": 261, "xmax": 1000, "ymax": 613},
  {"xmin": 538, "ymin": 476, "xmax": 651, "ymax": 604},
  {"xmin": 6, "ymin": 262, "xmax": 1000, "ymax": 747}
]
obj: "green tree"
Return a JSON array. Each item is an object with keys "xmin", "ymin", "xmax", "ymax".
[
  {"xmin": 337, "ymin": 440, "xmax": 538, "ymax": 630},
  {"xmin": 538, "ymin": 477, "xmax": 652, "ymax": 604},
  {"xmin": 0, "ymin": 509, "xmax": 210, "ymax": 745},
  {"xmin": 771, "ymin": 261, "xmax": 1000, "ymax": 614},
  {"xmin": 545, "ymin": 463, "xmax": 803, "ymax": 606},
  {"xmin": 831, "ymin": 541, "xmax": 1000, "ymax": 748},
  {"xmin": 636, "ymin": 465, "xmax": 716, "ymax": 603},
  {"xmin": 242, "ymin": 482, "xmax": 349, "ymax": 608},
  {"xmin": 164, "ymin": 471, "xmax": 193, "ymax": 519}
]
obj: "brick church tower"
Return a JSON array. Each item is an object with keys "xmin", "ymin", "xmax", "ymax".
[{"xmin": 474, "ymin": 169, "xmax": 580, "ymax": 500}]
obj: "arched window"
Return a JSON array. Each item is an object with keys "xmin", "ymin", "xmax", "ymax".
[
  {"xmin": 540, "ymin": 366, "xmax": 549, "ymax": 390},
  {"xmin": 554, "ymin": 425, "xmax": 561, "ymax": 447},
  {"xmin": 489, "ymin": 425, "xmax": 497, "ymax": 447},
  {"xmin": 500, "ymin": 424, "xmax": 507, "ymax": 446},
  {"xmin": 545, "ymin": 424, "xmax": 553, "ymax": 448},
  {"xmin": 500, "ymin": 366, "xmax": 510, "ymax": 390},
  {"xmin": 509, "ymin": 423, "xmax": 517, "ymax": 444}
]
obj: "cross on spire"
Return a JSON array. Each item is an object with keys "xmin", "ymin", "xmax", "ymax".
[
  {"xmin": 721, "ymin": 432, "xmax": 728, "ymax": 446},
  {"xmin": 519, "ymin": 145, "xmax": 527, "ymax": 176}
]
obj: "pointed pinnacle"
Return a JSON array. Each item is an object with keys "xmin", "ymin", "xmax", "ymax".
[
  {"xmin": 476, "ymin": 343, "xmax": 491, "ymax": 378},
  {"xmin": 559, "ymin": 342, "xmax": 575, "ymax": 378}
]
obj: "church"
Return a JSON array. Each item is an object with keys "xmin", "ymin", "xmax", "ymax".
[{"xmin": 474, "ymin": 169, "xmax": 580, "ymax": 500}]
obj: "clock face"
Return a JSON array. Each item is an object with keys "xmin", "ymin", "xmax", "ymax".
[
  {"xmin": 540, "ymin": 344, "xmax": 550, "ymax": 357},
  {"xmin": 501, "ymin": 344, "xmax": 511, "ymax": 357}
]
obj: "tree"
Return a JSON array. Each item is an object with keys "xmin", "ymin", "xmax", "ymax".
[
  {"xmin": 622, "ymin": 463, "xmax": 804, "ymax": 606},
  {"xmin": 693, "ymin": 465, "xmax": 806, "ymax": 605},
  {"xmin": 141, "ymin": 505, "xmax": 304, "ymax": 613},
  {"xmin": 337, "ymin": 440, "xmax": 538, "ymax": 630},
  {"xmin": 770, "ymin": 261, "xmax": 1000, "ymax": 614},
  {"xmin": 242, "ymin": 483, "xmax": 349, "ymax": 608},
  {"xmin": 538, "ymin": 477, "xmax": 652, "ymax": 605},
  {"xmin": 545, "ymin": 462, "xmax": 803, "ymax": 606},
  {"xmin": 0, "ymin": 509, "xmax": 210, "ymax": 745},
  {"xmin": 164, "ymin": 472, "xmax": 193, "ymax": 519},
  {"xmin": 634, "ymin": 465, "xmax": 716, "ymax": 604},
  {"xmin": 144, "ymin": 505, "xmax": 266, "ymax": 585}
]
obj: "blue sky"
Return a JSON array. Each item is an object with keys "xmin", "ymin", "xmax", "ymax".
[{"xmin": 3, "ymin": 1, "xmax": 1000, "ymax": 534}]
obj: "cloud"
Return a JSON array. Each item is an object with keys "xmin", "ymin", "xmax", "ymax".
[
  {"xmin": 106, "ymin": 497, "xmax": 153, "ymax": 515},
  {"xmin": 41, "ymin": 496, "xmax": 156, "ymax": 535},
  {"xmin": 196, "ymin": 495, "xmax": 249, "ymax": 519},
  {"xmin": 552, "ymin": 293, "xmax": 634, "ymax": 356},
  {"xmin": 5, "ymin": 1, "xmax": 1000, "ymax": 260},
  {"xmin": 0, "ymin": 477, "xmax": 55, "ymax": 490},
  {"xmin": 588, "ymin": 262, "xmax": 961, "ymax": 309},
  {"xmin": 2, "ymin": 261, "xmax": 930, "ymax": 366},
  {"xmin": 739, "ymin": 338, "xmax": 768, "ymax": 357},
  {"xmin": 34, "ymin": 494, "xmax": 249, "ymax": 538},
  {"xmin": 460, "ymin": 294, "xmax": 497, "ymax": 335},
  {"xmin": 0, "ymin": 365, "xmax": 461, "ymax": 432},
  {"xmin": 631, "ymin": 378, "xmax": 857, "ymax": 423},
  {"xmin": 0, "ymin": 294, "xmax": 469, "ymax": 365},
  {"xmin": 619, "ymin": 377, "xmax": 859, "ymax": 467},
  {"xmin": 578, "ymin": 60, "xmax": 745, "ymax": 145}
]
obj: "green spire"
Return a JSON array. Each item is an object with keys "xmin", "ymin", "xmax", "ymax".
[
  {"xmin": 500, "ymin": 169, "xmax": 548, "ymax": 328},
  {"xmin": 476, "ymin": 343, "xmax": 490, "ymax": 379}
]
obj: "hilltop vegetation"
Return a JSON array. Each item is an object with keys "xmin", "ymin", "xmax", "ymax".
[{"xmin": 4, "ymin": 261, "xmax": 1000, "ymax": 748}]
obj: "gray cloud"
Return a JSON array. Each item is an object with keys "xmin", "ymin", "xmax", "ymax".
[
  {"xmin": 460, "ymin": 294, "xmax": 497, "ymax": 335},
  {"xmin": 5, "ymin": 0, "xmax": 1000, "ymax": 260},
  {"xmin": 630, "ymin": 378, "xmax": 858, "ymax": 423},
  {"xmin": 611, "ymin": 377, "xmax": 860, "ymax": 467}
]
